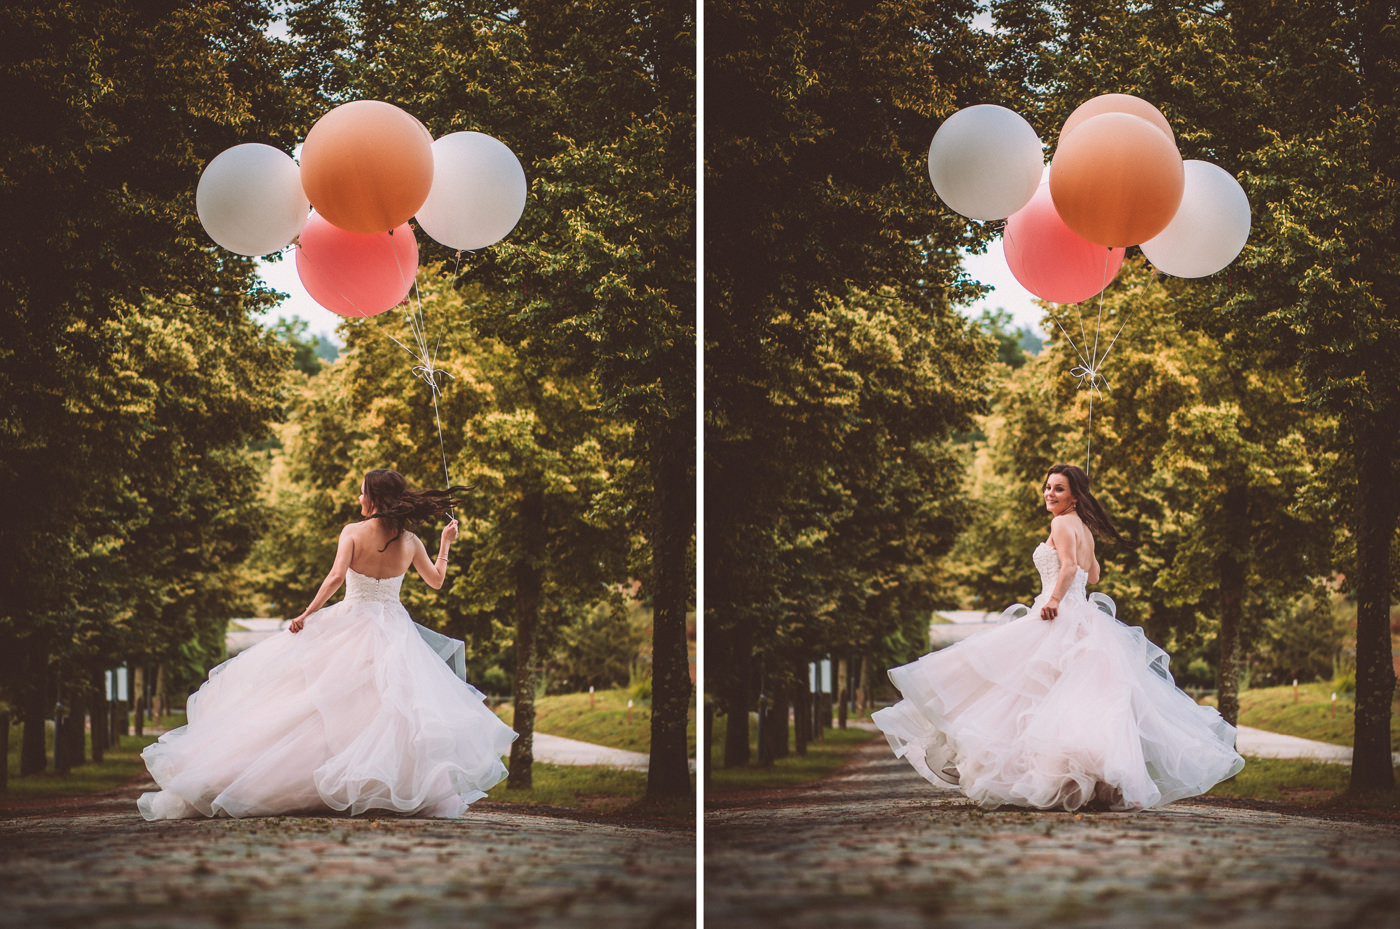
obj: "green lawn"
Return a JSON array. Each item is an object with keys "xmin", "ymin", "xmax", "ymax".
[
  {"xmin": 706, "ymin": 718, "xmax": 880, "ymax": 793},
  {"xmin": 494, "ymin": 688, "xmax": 697, "ymax": 758},
  {"xmin": 1236, "ymin": 681, "xmax": 1400, "ymax": 748},
  {"xmin": 485, "ymin": 763, "xmax": 692, "ymax": 822},
  {"xmin": 3, "ymin": 717, "xmax": 168, "ymax": 801}
]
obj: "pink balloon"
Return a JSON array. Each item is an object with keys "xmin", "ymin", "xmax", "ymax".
[
  {"xmin": 1002, "ymin": 182, "xmax": 1125, "ymax": 304},
  {"xmin": 295, "ymin": 212, "xmax": 418, "ymax": 317}
]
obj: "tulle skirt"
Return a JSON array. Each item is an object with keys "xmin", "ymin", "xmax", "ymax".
[
  {"xmin": 138, "ymin": 597, "xmax": 517, "ymax": 820},
  {"xmin": 872, "ymin": 593, "xmax": 1244, "ymax": 811}
]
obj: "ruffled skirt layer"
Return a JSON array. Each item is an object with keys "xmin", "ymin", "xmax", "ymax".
[
  {"xmin": 138, "ymin": 598, "xmax": 516, "ymax": 820},
  {"xmin": 872, "ymin": 593, "xmax": 1243, "ymax": 811}
]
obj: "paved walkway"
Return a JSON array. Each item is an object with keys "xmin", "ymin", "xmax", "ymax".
[
  {"xmin": 534, "ymin": 732, "xmax": 653, "ymax": 770},
  {"xmin": 705, "ymin": 738, "xmax": 1400, "ymax": 929},
  {"xmin": 1236, "ymin": 724, "xmax": 1400, "ymax": 765},
  {"xmin": 0, "ymin": 791, "xmax": 694, "ymax": 929}
]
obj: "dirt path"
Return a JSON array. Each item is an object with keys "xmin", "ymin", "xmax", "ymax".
[
  {"xmin": 704, "ymin": 739, "xmax": 1400, "ymax": 928},
  {"xmin": 0, "ymin": 781, "xmax": 695, "ymax": 929}
]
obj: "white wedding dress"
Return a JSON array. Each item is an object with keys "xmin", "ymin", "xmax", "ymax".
[
  {"xmin": 138, "ymin": 568, "xmax": 517, "ymax": 820},
  {"xmin": 872, "ymin": 543, "xmax": 1244, "ymax": 811}
]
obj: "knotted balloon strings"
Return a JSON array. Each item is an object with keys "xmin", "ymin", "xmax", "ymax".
[
  {"xmin": 388, "ymin": 235, "xmax": 457, "ymax": 516},
  {"xmin": 1048, "ymin": 248, "xmax": 1128, "ymax": 477},
  {"xmin": 290, "ymin": 232, "xmax": 458, "ymax": 518}
]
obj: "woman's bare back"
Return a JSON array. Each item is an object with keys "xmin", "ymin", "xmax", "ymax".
[{"xmin": 346, "ymin": 520, "xmax": 422, "ymax": 578}]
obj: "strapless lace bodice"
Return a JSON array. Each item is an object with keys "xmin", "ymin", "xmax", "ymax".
[
  {"xmin": 344, "ymin": 568, "xmax": 404, "ymax": 604},
  {"xmin": 1033, "ymin": 542, "xmax": 1087, "ymax": 601}
]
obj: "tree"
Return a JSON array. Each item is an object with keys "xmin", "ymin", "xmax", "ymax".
[
  {"xmin": 706, "ymin": 0, "xmax": 999, "ymax": 766},
  {"xmin": 0, "ymin": 1, "xmax": 305, "ymax": 771}
]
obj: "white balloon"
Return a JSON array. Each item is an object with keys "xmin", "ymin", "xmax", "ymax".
[
  {"xmin": 196, "ymin": 143, "xmax": 309, "ymax": 256},
  {"xmin": 927, "ymin": 104, "xmax": 1044, "ymax": 221},
  {"xmin": 1141, "ymin": 160, "xmax": 1251, "ymax": 278},
  {"xmin": 415, "ymin": 132, "xmax": 528, "ymax": 250}
]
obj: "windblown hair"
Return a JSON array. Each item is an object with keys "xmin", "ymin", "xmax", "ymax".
[
  {"xmin": 1045, "ymin": 463, "xmax": 1129, "ymax": 546},
  {"xmin": 362, "ymin": 469, "xmax": 469, "ymax": 551}
]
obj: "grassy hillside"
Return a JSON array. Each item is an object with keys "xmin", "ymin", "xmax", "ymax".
[
  {"xmin": 495, "ymin": 687, "xmax": 697, "ymax": 757},
  {"xmin": 1237, "ymin": 681, "xmax": 1400, "ymax": 748}
]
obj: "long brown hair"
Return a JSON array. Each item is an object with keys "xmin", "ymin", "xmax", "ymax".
[
  {"xmin": 362, "ymin": 469, "xmax": 469, "ymax": 551},
  {"xmin": 1045, "ymin": 463, "xmax": 1127, "ymax": 546}
]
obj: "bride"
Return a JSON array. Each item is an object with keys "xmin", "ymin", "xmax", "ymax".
[
  {"xmin": 872, "ymin": 463, "xmax": 1244, "ymax": 811},
  {"xmin": 138, "ymin": 469, "xmax": 517, "ymax": 820}
]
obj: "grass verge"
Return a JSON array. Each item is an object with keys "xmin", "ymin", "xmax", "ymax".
[
  {"xmin": 485, "ymin": 763, "xmax": 693, "ymax": 824},
  {"xmin": 1205, "ymin": 756, "xmax": 1400, "ymax": 817},
  {"xmin": 706, "ymin": 725, "xmax": 879, "ymax": 794},
  {"xmin": 493, "ymin": 688, "xmax": 697, "ymax": 758},
  {"xmin": 3, "ymin": 720, "xmax": 166, "ymax": 802}
]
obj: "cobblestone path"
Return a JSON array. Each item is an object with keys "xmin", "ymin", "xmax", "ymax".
[
  {"xmin": 0, "ymin": 789, "xmax": 695, "ymax": 929},
  {"xmin": 705, "ymin": 738, "xmax": 1400, "ymax": 929}
]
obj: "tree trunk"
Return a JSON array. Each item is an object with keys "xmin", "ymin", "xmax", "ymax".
[
  {"xmin": 857, "ymin": 654, "xmax": 872, "ymax": 719},
  {"xmin": 702, "ymin": 699, "xmax": 714, "ymax": 787},
  {"xmin": 153, "ymin": 663, "xmax": 168, "ymax": 725},
  {"xmin": 20, "ymin": 645, "xmax": 46, "ymax": 776},
  {"xmin": 1215, "ymin": 484, "xmax": 1247, "ymax": 731},
  {"xmin": 767, "ymin": 677, "xmax": 789, "ymax": 760},
  {"xmin": 507, "ymin": 487, "xmax": 546, "ymax": 791},
  {"xmin": 837, "ymin": 655, "xmax": 849, "ymax": 729},
  {"xmin": 132, "ymin": 665, "xmax": 145, "ymax": 738},
  {"xmin": 647, "ymin": 422, "xmax": 695, "ymax": 800},
  {"xmin": 722, "ymin": 624, "xmax": 752, "ymax": 767},
  {"xmin": 1350, "ymin": 420, "xmax": 1399, "ymax": 792},
  {"xmin": 794, "ymin": 661, "xmax": 811, "ymax": 756},
  {"xmin": 90, "ymin": 667, "xmax": 107, "ymax": 765}
]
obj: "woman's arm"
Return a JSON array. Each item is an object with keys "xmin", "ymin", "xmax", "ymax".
[
  {"xmin": 289, "ymin": 525, "xmax": 355, "ymax": 633},
  {"xmin": 411, "ymin": 519, "xmax": 459, "ymax": 590},
  {"xmin": 1041, "ymin": 516, "xmax": 1080, "ymax": 621}
]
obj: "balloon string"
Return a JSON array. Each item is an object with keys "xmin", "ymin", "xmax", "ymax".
[
  {"xmin": 294, "ymin": 233, "xmax": 456, "ymax": 517},
  {"xmin": 389, "ymin": 233, "xmax": 458, "ymax": 516}
]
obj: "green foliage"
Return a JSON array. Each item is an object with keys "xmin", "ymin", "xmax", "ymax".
[
  {"xmin": 976, "ymin": 308, "xmax": 1032, "ymax": 369},
  {"xmin": 1248, "ymin": 594, "xmax": 1350, "ymax": 688},
  {"xmin": 269, "ymin": 316, "xmax": 338, "ymax": 376},
  {"xmin": 705, "ymin": 2, "xmax": 1001, "ymax": 759},
  {"xmin": 548, "ymin": 596, "xmax": 649, "ymax": 695},
  {"xmin": 245, "ymin": 270, "xmax": 632, "ymax": 673},
  {"xmin": 0, "ymin": 1, "xmax": 308, "ymax": 749}
]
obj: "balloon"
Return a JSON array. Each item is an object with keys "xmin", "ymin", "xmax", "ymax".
[
  {"xmin": 415, "ymin": 132, "xmax": 528, "ymax": 250},
  {"xmin": 1141, "ymin": 161, "xmax": 1251, "ymax": 278},
  {"xmin": 1060, "ymin": 93, "xmax": 1173, "ymax": 143},
  {"xmin": 1049, "ymin": 112, "xmax": 1184, "ymax": 247},
  {"xmin": 295, "ymin": 212, "xmax": 418, "ymax": 317},
  {"xmin": 1003, "ymin": 181, "xmax": 1126, "ymax": 304},
  {"xmin": 299, "ymin": 100, "xmax": 434, "ymax": 234},
  {"xmin": 195, "ymin": 143, "xmax": 308, "ymax": 256},
  {"xmin": 927, "ymin": 104, "xmax": 1044, "ymax": 221}
]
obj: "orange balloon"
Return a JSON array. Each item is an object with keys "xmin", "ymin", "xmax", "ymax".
[
  {"xmin": 1060, "ymin": 93, "xmax": 1174, "ymax": 143},
  {"xmin": 1049, "ymin": 112, "xmax": 1184, "ymax": 247},
  {"xmin": 299, "ymin": 100, "xmax": 434, "ymax": 234}
]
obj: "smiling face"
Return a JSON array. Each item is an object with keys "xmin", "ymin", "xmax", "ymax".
[{"xmin": 1043, "ymin": 472, "xmax": 1077, "ymax": 516}]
